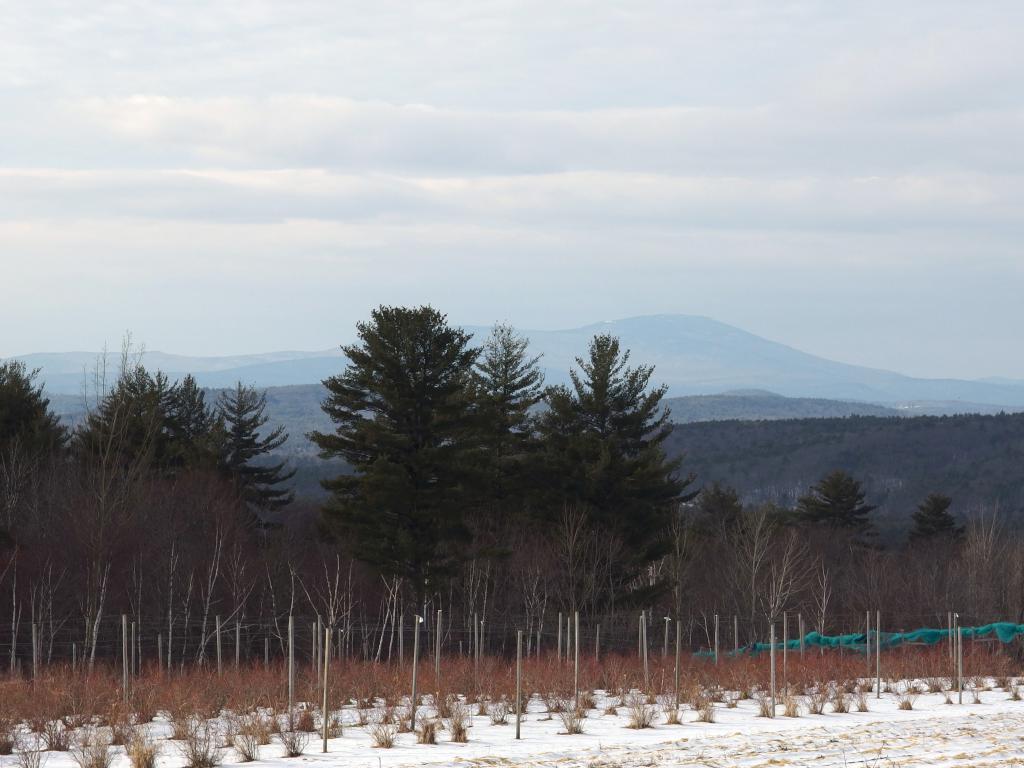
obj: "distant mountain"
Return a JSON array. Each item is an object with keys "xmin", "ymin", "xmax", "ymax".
[{"xmin": 10, "ymin": 314, "xmax": 1024, "ymax": 408}]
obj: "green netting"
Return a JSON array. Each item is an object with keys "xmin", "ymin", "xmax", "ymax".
[{"xmin": 694, "ymin": 621, "xmax": 1024, "ymax": 657}]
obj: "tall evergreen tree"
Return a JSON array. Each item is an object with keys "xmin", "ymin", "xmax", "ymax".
[
  {"xmin": 697, "ymin": 481, "xmax": 744, "ymax": 530},
  {"xmin": 472, "ymin": 323, "xmax": 544, "ymax": 523},
  {"xmin": 0, "ymin": 361, "xmax": 65, "ymax": 458},
  {"xmin": 217, "ymin": 383, "xmax": 294, "ymax": 513},
  {"xmin": 797, "ymin": 469, "xmax": 876, "ymax": 533},
  {"xmin": 310, "ymin": 306, "xmax": 479, "ymax": 603},
  {"xmin": 537, "ymin": 334, "xmax": 696, "ymax": 600},
  {"xmin": 75, "ymin": 364, "xmax": 180, "ymax": 471},
  {"xmin": 909, "ymin": 492, "xmax": 962, "ymax": 542}
]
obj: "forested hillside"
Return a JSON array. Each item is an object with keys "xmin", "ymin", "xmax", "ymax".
[{"xmin": 666, "ymin": 412, "xmax": 1024, "ymax": 537}]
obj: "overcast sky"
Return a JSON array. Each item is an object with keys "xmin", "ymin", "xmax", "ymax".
[{"xmin": 3, "ymin": 0, "xmax": 1023, "ymax": 379}]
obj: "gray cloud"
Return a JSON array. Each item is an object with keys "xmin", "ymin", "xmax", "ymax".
[{"xmin": 2, "ymin": 0, "xmax": 1023, "ymax": 378}]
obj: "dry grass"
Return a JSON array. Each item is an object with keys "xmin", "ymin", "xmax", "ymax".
[
  {"xmin": 447, "ymin": 700, "xmax": 471, "ymax": 743},
  {"xmin": 624, "ymin": 693, "xmax": 656, "ymax": 729}
]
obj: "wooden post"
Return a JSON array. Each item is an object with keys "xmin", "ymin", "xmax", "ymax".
[
  {"xmin": 316, "ymin": 615, "xmax": 323, "ymax": 677},
  {"xmin": 769, "ymin": 622, "xmax": 776, "ymax": 717},
  {"xmin": 235, "ymin": 621, "xmax": 241, "ymax": 669},
  {"xmin": 865, "ymin": 610, "xmax": 871, "ymax": 677},
  {"xmin": 595, "ymin": 624, "xmax": 600, "ymax": 664},
  {"xmin": 216, "ymin": 615, "xmax": 222, "ymax": 675},
  {"xmin": 734, "ymin": 615, "xmax": 739, "ymax": 654},
  {"xmin": 799, "ymin": 613, "xmax": 805, "ymax": 658},
  {"xmin": 288, "ymin": 615, "xmax": 295, "ymax": 718},
  {"xmin": 662, "ymin": 615, "xmax": 670, "ymax": 658},
  {"xmin": 515, "ymin": 629, "xmax": 523, "ymax": 740},
  {"xmin": 158, "ymin": 634, "xmax": 163, "ymax": 673},
  {"xmin": 130, "ymin": 621, "xmax": 136, "ymax": 677},
  {"xmin": 264, "ymin": 636, "xmax": 269, "ymax": 669},
  {"xmin": 322, "ymin": 626, "xmax": 331, "ymax": 753},
  {"xmin": 410, "ymin": 615, "xmax": 422, "ymax": 730}
]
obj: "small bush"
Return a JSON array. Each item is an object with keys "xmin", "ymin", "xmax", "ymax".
[
  {"xmin": 755, "ymin": 692, "xmax": 774, "ymax": 718},
  {"xmin": 368, "ymin": 722, "xmax": 395, "ymax": 749},
  {"xmin": 279, "ymin": 729, "xmax": 309, "ymax": 757},
  {"xmin": 126, "ymin": 732, "xmax": 159, "ymax": 768},
  {"xmin": 897, "ymin": 692, "xmax": 917, "ymax": 711},
  {"xmin": 1010, "ymin": 683, "xmax": 1021, "ymax": 701},
  {"xmin": 806, "ymin": 688, "xmax": 827, "ymax": 715},
  {"xmin": 854, "ymin": 690, "xmax": 869, "ymax": 712},
  {"xmin": 70, "ymin": 730, "xmax": 113, "ymax": 768},
  {"xmin": 831, "ymin": 690, "xmax": 849, "ymax": 714},
  {"xmin": 177, "ymin": 720, "xmax": 225, "ymax": 768},
  {"xmin": 16, "ymin": 736, "xmax": 48, "ymax": 768},
  {"xmin": 447, "ymin": 701, "xmax": 471, "ymax": 743},
  {"xmin": 696, "ymin": 699, "xmax": 715, "ymax": 723},
  {"xmin": 664, "ymin": 706, "xmax": 681, "ymax": 725},
  {"xmin": 624, "ymin": 693, "xmax": 656, "ymax": 729},
  {"xmin": 42, "ymin": 721, "xmax": 71, "ymax": 752},
  {"xmin": 558, "ymin": 705, "xmax": 584, "ymax": 735},
  {"xmin": 783, "ymin": 696, "xmax": 801, "ymax": 718},
  {"xmin": 488, "ymin": 700, "xmax": 509, "ymax": 725},
  {"xmin": 415, "ymin": 719, "xmax": 438, "ymax": 745}
]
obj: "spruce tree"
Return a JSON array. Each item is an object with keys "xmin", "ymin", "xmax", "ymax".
[
  {"xmin": 217, "ymin": 383, "xmax": 294, "ymax": 513},
  {"xmin": 797, "ymin": 469, "xmax": 876, "ymax": 533},
  {"xmin": 472, "ymin": 323, "xmax": 544, "ymax": 524},
  {"xmin": 310, "ymin": 305, "xmax": 479, "ymax": 603},
  {"xmin": 0, "ymin": 361, "xmax": 65, "ymax": 458},
  {"xmin": 909, "ymin": 493, "xmax": 962, "ymax": 542},
  {"xmin": 537, "ymin": 333, "xmax": 696, "ymax": 599}
]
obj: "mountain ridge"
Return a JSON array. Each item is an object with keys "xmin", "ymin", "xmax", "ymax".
[{"xmin": 9, "ymin": 314, "xmax": 1024, "ymax": 407}]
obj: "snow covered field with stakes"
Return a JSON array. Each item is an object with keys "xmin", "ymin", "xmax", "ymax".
[{"xmin": 3, "ymin": 635, "xmax": 1024, "ymax": 768}]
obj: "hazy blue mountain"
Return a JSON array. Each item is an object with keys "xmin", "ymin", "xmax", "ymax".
[
  {"xmin": 663, "ymin": 390, "xmax": 897, "ymax": 422},
  {"xmin": 10, "ymin": 314, "xmax": 1024, "ymax": 407}
]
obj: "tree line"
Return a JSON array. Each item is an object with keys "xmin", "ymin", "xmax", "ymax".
[{"xmin": 0, "ymin": 307, "xmax": 1019, "ymax": 670}]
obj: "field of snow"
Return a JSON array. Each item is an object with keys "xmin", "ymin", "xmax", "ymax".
[{"xmin": 27, "ymin": 684, "xmax": 1024, "ymax": 768}]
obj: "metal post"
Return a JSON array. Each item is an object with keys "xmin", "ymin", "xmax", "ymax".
[
  {"xmin": 950, "ymin": 614, "xmax": 958, "ymax": 704},
  {"xmin": 557, "ymin": 612, "xmax": 563, "ymax": 662},
  {"xmin": 565, "ymin": 614, "xmax": 571, "ymax": 664},
  {"xmin": 158, "ymin": 634, "xmax": 163, "ymax": 673},
  {"xmin": 515, "ymin": 630, "xmax": 523, "ymax": 740},
  {"xmin": 316, "ymin": 615, "xmax": 323, "ymax": 677},
  {"xmin": 866, "ymin": 610, "xmax": 871, "ymax": 676},
  {"xmin": 216, "ymin": 615, "xmax": 222, "ymax": 675},
  {"xmin": 411, "ymin": 615, "xmax": 422, "ymax": 730},
  {"xmin": 573, "ymin": 612, "xmax": 580, "ymax": 710},
  {"xmin": 121, "ymin": 614, "xmax": 128, "ymax": 705},
  {"xmin": 875, "ymin": 610, "xmax": 881, "ymax": 699},
  {"xmin": 236, "ymin": 621, "xmax": 241, "ymax": 669},
  {"xmin": 264, "ymin": 636, "xmax": 269, "ymax": 669},
  {"xmin": 31, "ymin": 623, "xmax": 38, "ymax": 680},
  {"xmin": 130, "ymin": 621, "xmax": 136, "ymax": 677},
  {"xmin": 663, "ymin": 616, "xmax": 670, "ymax": 658},
  {"xmin": 288, "ymin": 615, "xmax": 295, "ymax": 718},
  {"xmin": 674, "ymin": 619, "xmax": 681, "ymax": 710},
  {"xmin": 782, "ymin": 612, "xmax": 788, "ymax": 692},
  {"xmin": 799, "ymin": 613, "xmax": 805, "ymax": 658},
  {"xmin": 769, "ymin": 622, "xmax": 776, "ymax": 717},
  {"xmin": 734, "ymin": 615, "xmax": 739, "ymax": 654},
  {"xmin": 322, "ymin": 626, "xmax": 331, "ymax": 753},
  {"xmin": 435, "ymin": 609, "xmax": 442, "ymax": 681},
  {"xmin": 595, "ymin": 624, "xmax": 600, "ymax": 664},
  {"xmin": 641, "ymin": 611, "xmax": 649, "ymax": 692},
  {"xmin": 714, "ymin": 614, "xmax": 720, "ymax": 665}
]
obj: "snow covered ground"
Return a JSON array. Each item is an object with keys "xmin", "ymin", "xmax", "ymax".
[{"xmin": 31, "ymin": 686, "xmax": 1024, "ymax": 768}]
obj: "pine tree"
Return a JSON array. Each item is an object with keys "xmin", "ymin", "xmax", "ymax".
[
  {"xmin": 217, "ymin": 383, "xmax": 294, "ymax": 514},
  {"xmin": 75, "ymin": 364, "xmax": 180, "ymax": 471},
  {"xmin": 909, "ymin": 493, "xmax": 962, "ymax": 542},
  {"xmin": 697, "ymin": 481, "xmax": 744, "ymax": 530},
  {"xmin": 310, "ymin": 305, "xmax": 479, "ymax": 603},
  {"xmin": 797, "ymin": 469, "xmax": 876, "ymax": 533},
  {"xmin": 472, "ymin": 323, "xmax": 544, "ymax": 523},
  {"xmin": 167, "ymin": 375, "xmax": 219, "ymax": 469},
  {"xmin": 537, "ymin": 333, "xmax": 696, "ymax": 598},
  {"xmin": 0, "ymin": 361, "xmax": 65, "ymax": 458}
]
